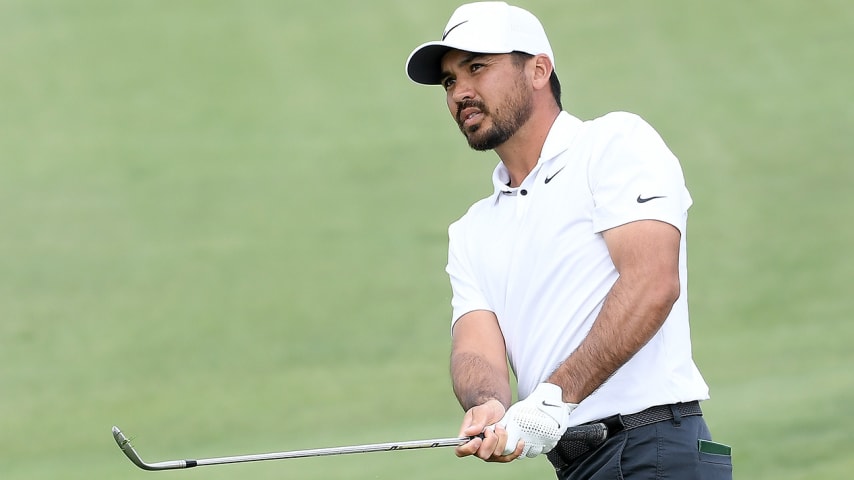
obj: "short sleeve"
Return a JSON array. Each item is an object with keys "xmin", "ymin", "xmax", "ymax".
[
  {"xmin": 446, "ymin": 219, "xmax": 491, "ymax": 330},
  {"xmin": 588, "ymin": 112, "xmax": 692, "ymax": 234}
]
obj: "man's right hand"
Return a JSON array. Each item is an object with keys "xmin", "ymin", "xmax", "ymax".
[{"xmin": 455, "ymin": 399, "xmax": 524, "ymax": 462}]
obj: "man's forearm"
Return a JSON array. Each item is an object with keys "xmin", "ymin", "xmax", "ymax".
[
  {"xmin": 548, "ymin": 273, "xmax": 678, "ymax": 403},
  {"xmin": 451, "ymin": 351, "xmax": 512, "ymax": 411}
]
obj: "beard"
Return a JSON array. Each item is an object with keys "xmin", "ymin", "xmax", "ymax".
[{"xmin": 456, "ymin": 79, "xmax": 534, "ymax": 151}]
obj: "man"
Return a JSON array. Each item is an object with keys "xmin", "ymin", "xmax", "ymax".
[{"xmin": 405, "ymin": 2, "xmax": 732, "ymax": 479}]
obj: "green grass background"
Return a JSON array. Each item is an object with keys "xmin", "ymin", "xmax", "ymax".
[{"xmin": 1, "ymin": 0, "xmax": 852, "ymax": 478}]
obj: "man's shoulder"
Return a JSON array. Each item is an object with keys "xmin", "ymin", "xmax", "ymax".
[
  {"xmin": 576, "ymin": 111, "xmax": 666, "ymax": 148},
  {"xmin": 584, "ymin": 110, "xmax": 647, "ymax": 131}
]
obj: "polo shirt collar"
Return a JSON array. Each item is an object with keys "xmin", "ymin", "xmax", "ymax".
[{"xmin": 491, "ymin": 111, "xmax": 584, "ymax": 197}]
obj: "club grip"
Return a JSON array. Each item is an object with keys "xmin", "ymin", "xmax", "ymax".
[
  {"xmin": 466, "ymin": 423, "xmax": 606, "ymax": 447},
  {"xmin": 562, "ymin": 423, "xmax": 608, "ymax": 446}
]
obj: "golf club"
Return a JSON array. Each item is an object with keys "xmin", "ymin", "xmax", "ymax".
[{"xmin": 112, "ymin": 423, "xmax": 607, "ymax": 471}]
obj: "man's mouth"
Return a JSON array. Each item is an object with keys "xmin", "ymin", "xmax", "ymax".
[{"xmin": 458, "ymin": 106, "xmax": 484, "ymax": 129}]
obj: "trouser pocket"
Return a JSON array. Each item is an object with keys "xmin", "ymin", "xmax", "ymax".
[{"xmin": 697, "ymin": 439, "xmax": 733, "ymax": 479}]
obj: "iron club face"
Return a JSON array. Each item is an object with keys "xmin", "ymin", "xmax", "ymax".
[{"xmin": 113, "ymin": 426, "xmax": 192, "ymax": 470}]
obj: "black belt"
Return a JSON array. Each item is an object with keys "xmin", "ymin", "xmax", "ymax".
[{"xmin": 546, "ymin": 401, "xmax": 703, "ymax": 471}]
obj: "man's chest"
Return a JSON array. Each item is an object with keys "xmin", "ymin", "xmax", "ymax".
[{"xmin": 462, "ymin": 163, "xmax": 601, "ymax": 304}]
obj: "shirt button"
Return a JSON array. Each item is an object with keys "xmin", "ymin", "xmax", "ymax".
[{"xmin": 520, "ymin": 189, "xmax": 528, "ymax": 196}]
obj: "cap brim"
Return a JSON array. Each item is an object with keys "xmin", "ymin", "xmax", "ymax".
[{"xmin": 406, "ymin": 42, "xmax": 455, "ymax": 85}]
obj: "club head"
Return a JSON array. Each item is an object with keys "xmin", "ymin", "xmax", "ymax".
[{"xmin": 112, "ymin": 426, "xmax": 191, "ymax": 471}]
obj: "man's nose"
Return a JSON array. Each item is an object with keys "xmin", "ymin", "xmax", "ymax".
[{"xmin": 451, "ymin": 77, "xmax": 475, "ymax": 104}]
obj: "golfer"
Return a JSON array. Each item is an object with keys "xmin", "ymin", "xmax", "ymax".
[{"xmin": 405, "ymin": 2, "xmax": 732, "ymax": 479}]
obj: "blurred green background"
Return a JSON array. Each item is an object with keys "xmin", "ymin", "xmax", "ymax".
[{"xmin": 1, "ymin": 0, "xmax": 851, "ymax": 478}]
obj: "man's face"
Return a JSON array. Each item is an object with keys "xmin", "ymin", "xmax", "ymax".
[{"xmin": 439, "ymin": 50, "xmax": 534, "ymax": 151}]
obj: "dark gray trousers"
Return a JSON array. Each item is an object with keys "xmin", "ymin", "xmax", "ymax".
[{"xmin": 555, "ymin": 415, "xmax": 732, "ymax": 480}]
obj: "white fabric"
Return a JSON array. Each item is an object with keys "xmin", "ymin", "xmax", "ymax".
[
  {"xmin": 447, "ymin": 111, "xmax": 710, "ymax": 425},
  {"xmin": 498, "ymin": 383, "xmax": 576, "ymax": 457}
]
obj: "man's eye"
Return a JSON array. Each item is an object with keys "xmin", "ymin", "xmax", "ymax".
[
  {"xmin": 470, "ymin": 63, "xmax": 484, "ymax": 72},
  {"xmin": 442, "ymin": 78, "xmax": 455, "ymax": 90}
]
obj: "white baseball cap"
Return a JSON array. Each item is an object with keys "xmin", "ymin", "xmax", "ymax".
[{"xmin": 406, "ymin": 2, "xmax": 555, "ymax": 85}]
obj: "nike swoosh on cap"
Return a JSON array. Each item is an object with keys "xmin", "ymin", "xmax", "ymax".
[{"xmin": 442, "ymin": 20, "xmax": 468, "ymax": 40}]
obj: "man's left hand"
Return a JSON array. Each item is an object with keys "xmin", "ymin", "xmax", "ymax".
[{"xmin": 498, "ymin": 383, "xmax": 578, "ymax": 458}]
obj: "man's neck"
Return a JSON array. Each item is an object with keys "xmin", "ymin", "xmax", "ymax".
[{"xmin": 495, "ymin": 109, "xmax": 561, "ymax": 188}]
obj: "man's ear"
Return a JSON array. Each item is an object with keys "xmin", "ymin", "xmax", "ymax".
[{"xmin": 531, "ymin": 54, "xmax": 553, "ymax": 90}]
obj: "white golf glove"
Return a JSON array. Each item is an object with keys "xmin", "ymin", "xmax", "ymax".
[{"xmin": 498, "ymin": 383, "xmax": 578, "ymax": 458}]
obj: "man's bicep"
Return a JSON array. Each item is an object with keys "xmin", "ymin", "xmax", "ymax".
[{"xmin": 601, "ymin": 219, "xmax": 681, "ymax": 276}]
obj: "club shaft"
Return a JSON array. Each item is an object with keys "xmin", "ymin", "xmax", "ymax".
[
  {"xmin": 194, "ymin": 437, "xmax": 466, "ymax": 466},
  {"xmin": 195, "ymin": 425, "xmax": 607, "ymax": 465},
  {"xmin": 113, "ymin": 426, "xmax": 468, "ymax": 470}
]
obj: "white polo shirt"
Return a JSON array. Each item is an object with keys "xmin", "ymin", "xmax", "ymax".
[{"xmin": 446, "ymin": 111, "xmax": 709, "ymax": 425}]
